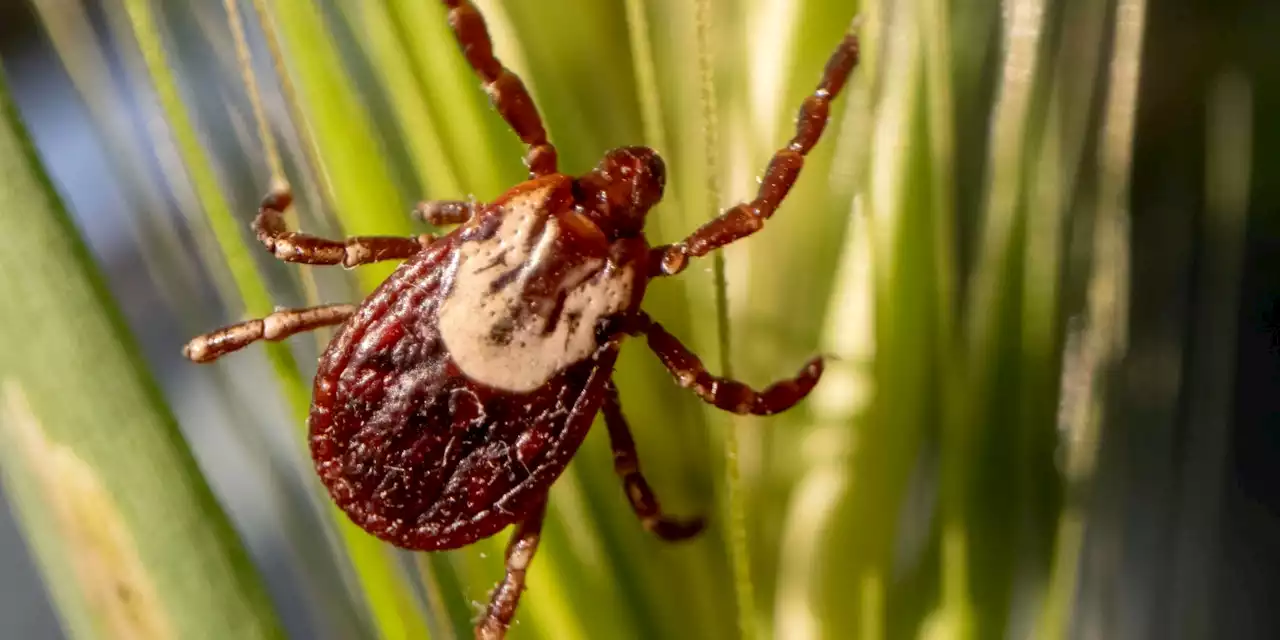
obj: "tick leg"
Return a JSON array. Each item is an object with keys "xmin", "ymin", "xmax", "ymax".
[
  {"xmin": 602, "ymin": 380, "xmax": 705, "ymax": 541},
  {"xmin": 412, "ymin": 199, "xmax": 474, "ymax": 226},
  {"xmin": 631, "ymin": 313, "xmax": 824, "ymax": 415},
  {"xmin": 650, "ymin": 27, "xmax": 861, "ymax": 277},
  {"xmin": 442, "ymin": 0, "xmax": 557, "ymax": 177},
  {"xmin": 254, "ymin": 186, "xmax": 435, "ymax": 268},
  {"xmin": 183, "ymin": 303, "xmax": 356, "ymax": 363},
  {"xmin": 475, "ymin": 497, "xmax": 548, "ymax": 640}
]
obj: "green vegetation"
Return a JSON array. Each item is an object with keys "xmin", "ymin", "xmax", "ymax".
[
  {"xmin": 0, "ymin": 0, "xmax": 1159, "ymax": 638},
  {"xmin": 0, "ymin": 67, "xmax": 282, "ymax": 640}
]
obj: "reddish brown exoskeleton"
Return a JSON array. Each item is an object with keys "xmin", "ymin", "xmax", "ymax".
[{"xmin": 184, "ymin": 1, "xmax": 860, "ymax": 637}]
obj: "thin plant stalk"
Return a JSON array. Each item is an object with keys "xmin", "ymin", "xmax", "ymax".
[{"xmin": 692, "ymin": 0, "xmax": 757, "ymax": 638}]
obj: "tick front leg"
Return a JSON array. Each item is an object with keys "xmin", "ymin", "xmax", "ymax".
[
  {"xmin": 632, "ymin": 313, "xmax": 824, "ymax": 415},
  {"xmin": 441, "ymin": 0, "xmax": 558, "ymax": 177},
  {"xmin": 475, "ymin": 497, "xmax": 548, "ymax": 640},
  {"xmin": 255, "ymin": 186, "xmax": 435, "ymax": 268},
  {"xmin": 650, "ymin": 27, "xmax": 861, "ymax": 277},
  {"xmin": 412, "ymin": 199, "xmax": 474, "ymax": 226},
  {"xmin": 602, "ymin": 380, "xmax": 705, "ymax": 541},
  {"xmin": 183, "ymin": 303, "xmax": 356, "ymax": 363}
]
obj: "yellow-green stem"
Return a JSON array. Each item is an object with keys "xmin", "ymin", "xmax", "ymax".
[{"xmin": 694, "ymin": 1, "xmax": 755, "ymax": 638}]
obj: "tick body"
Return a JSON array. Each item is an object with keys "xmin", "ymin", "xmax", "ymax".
[
  {"xmin": 185, "ymin": 2, "xmax": 860, "ymax": 637},
  {"xmin": 311, "ymin": 173, "xmax": 650, "ymax": 552}
]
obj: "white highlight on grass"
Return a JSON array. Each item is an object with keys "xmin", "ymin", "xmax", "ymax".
[
  {"xmin": 1052, "ymin": 3, "xmax": 1148, "ymax": 638},
  {"xmin": 747, "ymin": 0, "xmax": 801, "ymax": 147},
  {"xmin": 2, "ymin": 381, "xmax": 174, "ymax": 639},
  {"xmin": 868, "ymin": 13, "xmax": 919, "ymax": 272},
  {"xmin": 772, "ymin": 455, "xmax": 848, "ymax": 640},
  {"xmin": 968, "ymin": 0, "xmax": 1046, "ymax": 351},
  {"xmin": 774, "ymin": 193, "xmax": 874, "ymax": 639},
  {"xmin": 812, "ymin": 195, "xmax": 874, "ymax": 417}
]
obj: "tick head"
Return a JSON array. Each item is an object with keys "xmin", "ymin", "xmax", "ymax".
[{"xmin": 575, "ymin": 146, "xmax": 666, "ymax": 240}]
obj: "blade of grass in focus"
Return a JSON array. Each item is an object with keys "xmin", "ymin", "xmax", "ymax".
[
  {"xmin": 0, "ymin": 68, "xmax": 283, "ymax": 640},
  {"xmin": 690, "ymin": 0, "xmax": 758, "ymax": 636}
]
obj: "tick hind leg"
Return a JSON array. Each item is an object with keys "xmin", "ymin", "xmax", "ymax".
[
  {"xmin": 255, "ymin": 185, "xmax": 435, "ymax": 268},
  {"xmin": 476, "ymin": 497, "xmax": 547, "ymax": 640},
  {"xmin": 602, "ymin": 380, "xmax": 705, "ymax": 541},
  {"xmin": 183, "ymin": 304, "xmax": 356, "ymax": 363},
  {"xmin": 631, "ymin": 313, "xmax": 824, "ymax": 416},
  {"xmin": 650, "ymin": 26, "xmax": 861, "ymax": 277},
  {"xmin": 442, "ymin": 0, "xmax": 557, "ymax": 177}
]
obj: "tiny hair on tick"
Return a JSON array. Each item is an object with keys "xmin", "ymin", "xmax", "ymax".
[{"xmin": 183, "ymin": 2, "xmax": 861, "ymax": 638}]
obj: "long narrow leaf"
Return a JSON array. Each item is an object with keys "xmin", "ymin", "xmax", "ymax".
[{"xmin": 0, "ymin": 69, "xmax": 283, "ymax": 640}]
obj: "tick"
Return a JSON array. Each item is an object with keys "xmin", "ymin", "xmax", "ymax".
[{"xmin": 184, "ymin": 1, "xmax": 859, "ymax": 637}]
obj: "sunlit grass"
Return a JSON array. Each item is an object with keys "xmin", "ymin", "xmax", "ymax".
[
  {"xmin": 0, "ymin": 67, "xmax": 282, "ymax": 639},
  {"xmin": 1, "ymin": 0, "xmax": 1157, "ymax": 638}
]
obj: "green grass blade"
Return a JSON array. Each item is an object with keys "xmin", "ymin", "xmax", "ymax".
[
  {"xmin": 1044, "ymin": 0, "xmax": 1146, "ymax": 635},
  {"xmin": 257, "ymin": 1, "xmax": 416, "ymax": 290},
  {"xmin": 118, "ymin": 0, "xmax": 311, "ymax": 418},
  {"xmin": 0, "ymin": 70, "xmax": 283, "ymax": 640},
  {"xmin": 119, "ymin": 2, "xmax": 433, "ymax": 638},
  {"xmin": 1020, "ymin": 2, "xmax": 1114, "ymax": 635},
  {"xmin": 26, "ymin": 0, "xmax": 202, "ymax": 313},
  {"xmin": 690, "ymin": 1, "xmax": 757, "ymax": 637},
  {"xmin": 953, "ymin": 0, "xmax": 1053, "ymax": 636},
  {"xmin": 385, "ymin": 0, "xmax": 519, "ymax": 197},
  {"xmin": 341, "ymin": 3, "xmax": 463, "ymax": 201}
]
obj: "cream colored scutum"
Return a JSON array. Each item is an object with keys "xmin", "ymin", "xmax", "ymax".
[{"xmin": 438, "ymin": 187, "xmax": 634, "ymax": 392}]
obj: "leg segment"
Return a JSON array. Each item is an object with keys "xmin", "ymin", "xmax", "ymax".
[
  {"xmin": 651, "ymin": 28, "xmax": 861, "ymax": 277},
  {"xmin": 254, "ymin": 187, "xmax": 434, "ymax": 268},
  {"xmin": 602, "ymin": 380, "xmax": 705, "ymax": 541},
  {"xmin": 183, "ymin": 304, "xmax": 356, "ymax": 363},
  {"xmin": 630, "ymin": 313, "xmax": 824, "ymax": 416},
  {"xmin": 475, "ymin": 498, "xmax": 548, "ymax": 640},
  {"xmin": 412, "ymin": 199, "xmax": 474, "ymax": 226},
  {"xmin": 442, "ymin": 0, "xmax": 557, "ymax": 177}
]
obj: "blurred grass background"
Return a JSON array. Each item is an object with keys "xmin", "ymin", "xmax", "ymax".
[{"xmin": 0, "ymin": 0, "xmax": 1276, "ymax": 639}]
